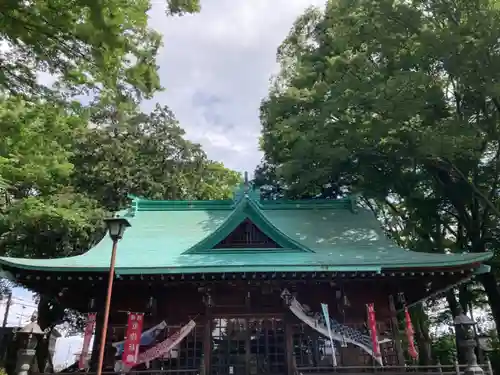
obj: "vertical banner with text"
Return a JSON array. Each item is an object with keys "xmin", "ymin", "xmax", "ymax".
[
  {"xmin": 79, "ymin": 313, "xmax": 97, "ymax": 370},
  {"xmin": 122, "ymin": 312, "xmax": 145, "ymax": 367},
  {"xmin": 366, "ymin": 303, "xmax": 381, "ymax": 359},
  {"xmin": 321, "ymin": 303, "xmax": 338, "ymax": 366},
  {"xmin": 404, "ymin": 307, "xmax": 418, "ymax": 360}
]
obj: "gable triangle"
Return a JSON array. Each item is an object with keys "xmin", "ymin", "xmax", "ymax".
[
  {"xmin": 213, "ymin": 218, "xmax": 282, "ymax": 249},
  {"xmin": 183, "ymin": 196, "xmax": 313, "ymax": 254}
]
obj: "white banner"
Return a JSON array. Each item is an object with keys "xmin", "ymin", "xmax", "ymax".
[
  {"xmin": 282, "ymin": 290, "xmax": 383, "ymax": 366},
  {"xmin": 321, "ymin": 303, "xmax": 337, "ymax": 366},
  {"xmin": 124, "ymin": 320, "xmax": 196, "ymax": 371},
  {"xmin": 113, "ymin": 320, "xmax": 167, "ymax": 354}
]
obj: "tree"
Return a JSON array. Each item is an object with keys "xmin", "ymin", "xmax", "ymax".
[
  {"xmin": 0, "ymin": 0, "xmax": 200, "ymax": 100},
  {"xmin": 0, "ymin": 96, "xmax": 239, "ymax": 259},
  {"xmin": 431, "ymin": 334, "xmax": 456, "ymax": 366},
  {"xmin": 259, "ymin": 0, "xmax": 500, "ymax": 332},
  {"xmin": 0, "ymin": 191, "xmax": 105, "ymax": 259},
  {"xmin": 71, "ymin": 104, "xmax": 240, "ymax": 211},
  {"xmin": 0, "ymin": 95, "xmax": 239, "ymax": 370},
  {"xmin": 0, "ymin": 96, "xmax": 86, "ymax": 198}
]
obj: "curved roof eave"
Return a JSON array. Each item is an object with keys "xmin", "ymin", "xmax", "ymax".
[{"xmin": 0, "ymin": 251, "xmax": 492, "ymax": 274}]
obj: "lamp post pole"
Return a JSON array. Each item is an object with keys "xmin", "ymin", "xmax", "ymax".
[
  {"xmin": 96, "ymin": 217, "xmax": 130, "ymax": 375},
  {"xmin": 96, "ymin": 239, "xmax": 118, "ymax": 375}
]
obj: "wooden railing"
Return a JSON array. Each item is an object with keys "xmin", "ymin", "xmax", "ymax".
[
  {"xmin": 297, "ymin": 361, "xmax": 493, "ymax": 375},
  {"xmin": 39, "ymin": 370, "xmax": 200, "ymax": 375},
  {"xmin": 36, "ymin": 362, "xmax": 495, "ymax": 375}
]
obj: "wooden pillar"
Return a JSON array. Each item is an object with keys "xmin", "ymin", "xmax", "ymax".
[
  {"xmin": 245, "ymin": 291, "xmax": 251, "ymax": 375},
  {"xmin": 90, "ymin": 304, "xmax": 105, "ymax": 371},
  {"xmin": 388, "ymin": 295, "xmax": 405, "ymax": 365},
  {"xmin": 312, "ymin": 334, "xmax": 320, "ymax": 366},
  {"xmin": 285, "ymin": 313, "xmax": 295, "ymax": 375},
  {"xmin": 203, "ymin": 305, "xmax": 212, "ymax": 375}
]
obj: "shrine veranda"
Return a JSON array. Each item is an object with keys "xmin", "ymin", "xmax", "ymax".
[{"xmin": 0, "ymin": 191, "xmax": 492, "ymax": 374}]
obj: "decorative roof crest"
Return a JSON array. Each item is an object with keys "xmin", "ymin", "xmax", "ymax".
[
  {"xmin": 127, "ymin": 194, "xmax": 141, "ymax": 217},
  {"xmin": 233, "ymin": 172, "xmax": 260, "ymax": 204}
]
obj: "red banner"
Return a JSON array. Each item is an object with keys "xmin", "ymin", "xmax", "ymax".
[
  {"xmin": 79, "ymin": 313, "xmax": 96, "ymax": 369},
  {"xmin": 366, "ymin": 303, "xmax": 381, "ymax": 358},
  {"xmin": 122, "ymin": 312, "xmax": 144, "ymax": 366},
  {"xmin": 404, "ymin": 307, "xmax": 418, "ymax": 359}
]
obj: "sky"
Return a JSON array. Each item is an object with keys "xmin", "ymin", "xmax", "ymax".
[
  {"xmin": 142, "ymin": 0, "xmax": 326, "ymax": 175},
  {"xmin": 5, "ymin": 0, "xmax": 327, "ymax": 368},
  {"xmin": 0, "ymin": 288, "xmax": 36, "ymax": 328}
]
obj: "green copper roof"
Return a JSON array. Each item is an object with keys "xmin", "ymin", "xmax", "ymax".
[{"xmin": 0, "ymin": 194, "xmax": 492, "ymax": 274}]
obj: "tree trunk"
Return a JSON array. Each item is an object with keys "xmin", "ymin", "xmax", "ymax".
[
  {"xmin": 36, "ymin": 296, "xmax": 52, "ymax": 373},
  {"xmin": 412, "ymin": 305, "xmax": 432, "ymax": 366},
  {"xmin": 458, "ymin": 284, "xmax": 469, "ymax": 314},
  {"xmin": 36, "ymin": 294, "xmax": 65, "ymax": 373},
  {"xmin": 477, "ymin": 272, "xmax": 500, "ymax": 337},
  {"xmin": 414, "ymin": 329, "xmax": 432, "ymax": 366},
  {"xmin": 446, "ymin": 290, "xmax": 467, "ymax": 363}
]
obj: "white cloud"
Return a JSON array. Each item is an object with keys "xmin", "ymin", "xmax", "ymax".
[{"xmin": 145, "ymin": 0, "xmax": 326, "ymax": 174}]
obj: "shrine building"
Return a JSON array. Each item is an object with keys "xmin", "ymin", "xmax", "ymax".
[{"xmin": 0, "ymin": 187, "xmax": 492, "ymax": 375}]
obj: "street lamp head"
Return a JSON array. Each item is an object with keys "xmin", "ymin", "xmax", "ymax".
[{"xmin": 104, "ymin": 217, "xmax": 131, "ymax": 241}]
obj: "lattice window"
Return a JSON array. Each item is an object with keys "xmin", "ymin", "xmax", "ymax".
[
  {"xmin": 211, "ymin": 318, "xmax": 247, "ymax": 375},
  {"xmin": 153, "ymin": 324, "xmax": 203, "ymax": 373},
  {"xmin": 249, "ymin": 318, "xmax": 285, "ymax": 375},
  {"xmin": 292, "ymin": 323, "xmax": 340, "ymax": 368},
  {"xmin": 214, "ymin": 219, "xmax": 281, "ymax": 249},
  {"xmin": 340, "ymin": 322, "xmax": 375, "ymax": 366},
  {"xmin": 292, "ymin": 322, "xmax": 397, "ymax": 368},
  {"xmin": 211, "ymin": 317, "xmax": 286, "ymax": 375},
  {"xmin": 380, "ymin": 320, "xmax": 398, "ymax": 366}
]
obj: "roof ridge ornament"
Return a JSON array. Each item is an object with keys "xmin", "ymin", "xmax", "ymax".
[
  {"xmin": 127, "ymin": 194, "xmax": 141, "ymax": 217},
  {"xmin": 233, "ymin": 171, "xmax": 258, "ymax": 204},
  {"xmin": 244, "ymin": 171, "xmax": 250, "ymax": 194}
]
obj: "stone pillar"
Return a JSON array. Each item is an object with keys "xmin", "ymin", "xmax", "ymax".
[
  {"xmin": 462, "ymin": 339, "xmax": 484, "ymax": 375},
  {"xmin": 15, "ymin": 348, "xmax": 36, "ymax": 375}
]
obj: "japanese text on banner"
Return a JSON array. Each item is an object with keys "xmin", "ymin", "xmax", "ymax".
[
  {"xmin": 79, "ymin": 313, "xmax": 96, "ymax": 370},
  {"xmin": 366, "ymin": 303, "xmax": 381, "ymax": 358},
  {"xmin": 122, "ymin": 313, "xmax": 144, "ymax": 366},
  {"xmin": 404, "ymin": 307, "xmax": 418, "ymax": 359}
]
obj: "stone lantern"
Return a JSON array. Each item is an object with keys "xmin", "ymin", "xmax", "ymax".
[
  {"xmin": 15, "ymin": 314, "xmax": 44, "ymax": 375},
  {"xmin": 453, "ymin": 313, "xmax": 484, "ymax": 375}
]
